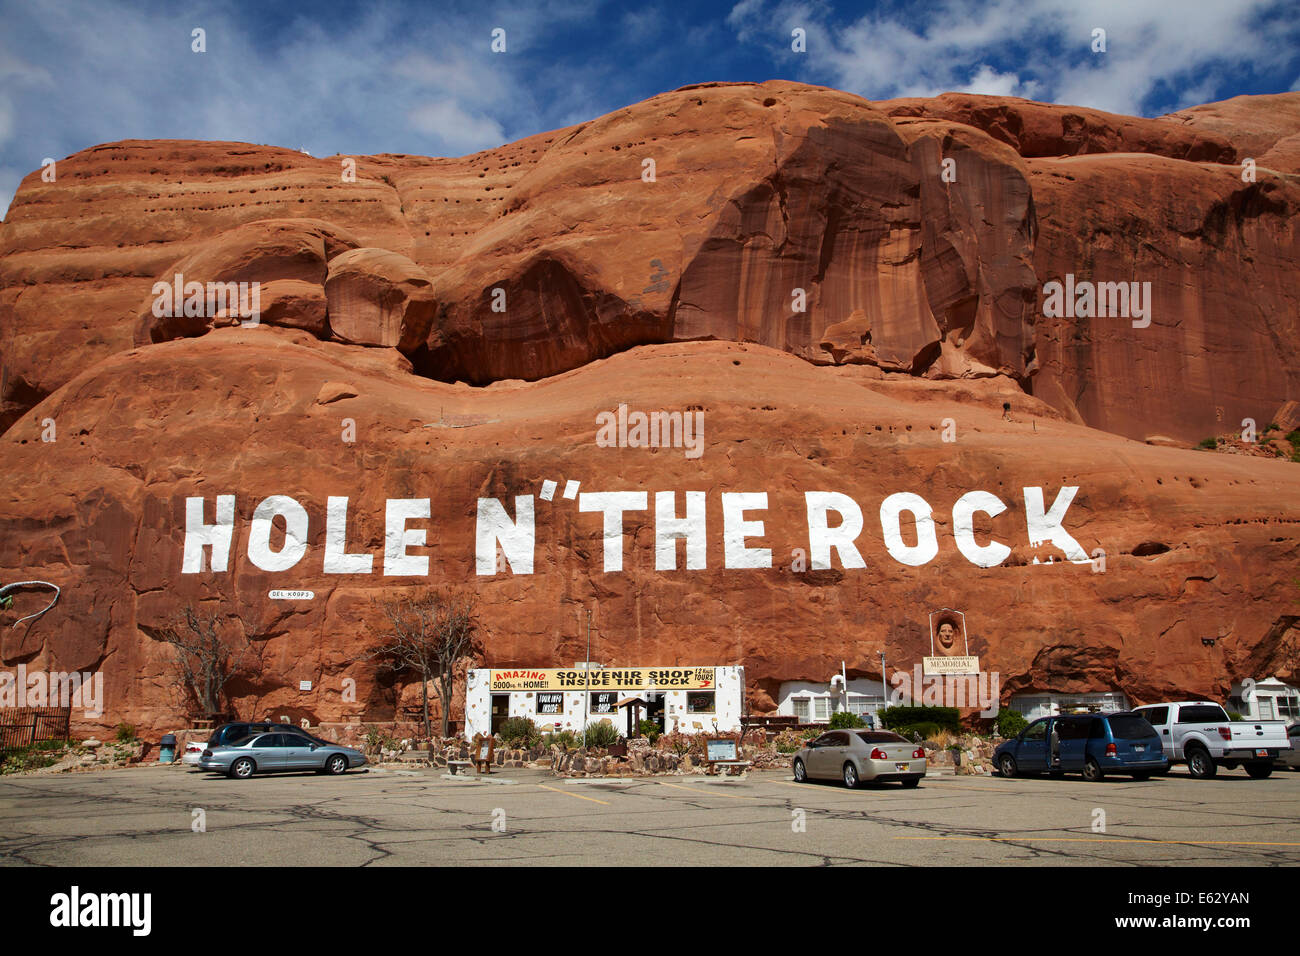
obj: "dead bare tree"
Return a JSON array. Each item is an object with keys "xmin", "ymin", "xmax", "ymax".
[
  {"xmin": 156, "ymin": 605, "xmax": 261, "ymax": 720},
  {"xmin": 365, "ymin": 588, "xmax": 479, "ymax": 739}
]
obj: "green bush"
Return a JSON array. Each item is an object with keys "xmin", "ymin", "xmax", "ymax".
[
  {"xmin": 800, "ymin": 726, "xmax": 823, "ymax": 740},
  {"xmin": 1226, "ymin": 710, "xmax": 1243, "ymax": 721},
  {"xmin": 497, "ymin": 717, "xmax": 541, "ymax": 748},
  {"xmin": 828, "ymin": 711, "xmax": 865, "ymax": 729},
  {"xmin": 637, "ymin": 719, "xmax": 661, "ymax": 743},
  {"xmin": 995, "ymin": 708, "xmax": 1027, "ymax": 738},
  {"xmin": 542, "ymin": 729, "xmax": 581, "ymax": 750},
  {"xmin": 0, "ymin": 741, "xmax": 69, "ymax": 774},
  {"xmin": 580, "ymin": 721, "xmax": 622, "ymax": 749},
  {"xmin": 115, "ymin": 722, "xmax": 136, "ymax": 743},
  {"xmin": 1196, "ymin": 437, "xmax": 1219, "ymax": 450},
  {"xmin": 878, "ymin": 705, "xmax": 961, "ymax": 734},
  {"xmin": 1286, "ymin": 429, "xmax": 1300, "ymax": 446}
]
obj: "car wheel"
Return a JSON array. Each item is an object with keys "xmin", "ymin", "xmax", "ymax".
[
  {"xmin": 1186, "ymin": 746, "xmax": 1217, "ymax": 779},
  {"xmin": 793, "ymin": 758, "xmax": 807, "ymax": 783},
  {"xmin": 842, "ymin": 762, "xmax": 859, "ymax": 789},
  {"xmin": 229, "ymin": 757, "xmax": 255, "ymax": 780},
  {"xmin": 1082, "ymin": 758, "xmax": 1104, "ymax": 782},
  {"xmin": 325, "ymin": 754, "xmax": 348, "ymax": 775},
  {"xmin": 998, "ymin": 754, "xmax": 1017, "ymax": 778},
  {"xmin": 1131, "ymin": 771, "xmax": 1152, "ymax": 781},
  {"xmin": 901, "ymin": 777, "xmax": 920, "ymax": 789},
  {"xmin": 1245, "ymin": 763, "xmax": 1273, "ymax": 780}
]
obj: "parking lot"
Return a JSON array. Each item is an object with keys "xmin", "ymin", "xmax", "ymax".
[{"xmin": 0, "ymin": 764, "xmax": 1296, "ymax": 867}]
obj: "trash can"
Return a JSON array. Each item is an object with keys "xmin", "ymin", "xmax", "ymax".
[{"xmin": 159, "ymin": 734, "xmax": 177, "ymax": 763}]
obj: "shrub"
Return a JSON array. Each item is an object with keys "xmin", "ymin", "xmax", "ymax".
[
  {"xmin": 580, "ymin": 721, "xmax": 622, "ymax": 749},
  {"xmin": 660, "ymin": 731, "xmax": 706, "ymax": 757},
  {"xmin": 637, "ymin": 719, "xmax": 661, "ymax": 743},
  {"xmin": 828, "ymin": 711, "xmax": 865, "ymax": 729},
  {"xmin": 1226, "ymin": 710, "xmax": 1243, "ymax": 721},
  {"xmin": 878, "ymin": 705, "xmax": 961, "ymax": 734},
  {"xmin": 800, "ymin": 727, "xmax": 823, "ymax": 740},
  {"xmin": 0, "ymin": 741, "xmax": 68, "ymax": 774},
  {"xmin": 1286, "ymin": 429, "xmax": 1300, "ymax": 446},
  {"xmin": 497, "ymin": 717, "xmax": 541, "ymax": 748},
  {"xmin": 892, "ymin": 721, "xmax": 945, "ymax": 740},
  {"xmin": 542, "ymin": 729, "xmax": 581, "ymax": 750},
  {"xmin": 1196, "ymin": 437, "xmax": 1218, "ymax": 450},
  {"xmin": 115, "ymin": 723, "xmax": 136, "ymax": 743},
  {"xmin": 773, "ymin": 729, "xmax": 804, "ymax": 753},
  {"xmin": 995, "ymin": 707, "xmax": 1028, "ymax": 738}
]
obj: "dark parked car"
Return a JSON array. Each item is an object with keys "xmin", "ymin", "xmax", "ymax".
[
  {"xmin": 205, "ymin": 722, "xmax": 324, "ymax": 751},
  {"xmin": 994, "ymin": 712, "xmax": 1167, "ymax": 781}
]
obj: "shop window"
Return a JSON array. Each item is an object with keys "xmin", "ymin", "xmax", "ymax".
[
  {"xmin": 590, "ymin": 691, "xmax": 617, "ymax": 714},
  {"xmin": 813, "ymin": 697, "xmax": 830, "ymax": 722},
  {"xmin": 536, "ymin": 692, "xmax": 564, "ymax": 716},
  {"xmin": 792, "ymin": 697, "xmax": 810, "ymax": 722},
  {"xmin": 1279, "ymin": 696, "xmax": 1299, "ymax": 719},
  {"xmin": 686, "ymin": 691, "xmax": 715, "ymax": 714}
]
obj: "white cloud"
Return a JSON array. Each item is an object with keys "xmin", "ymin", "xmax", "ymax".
[
  {"xmin": 408, "ymin": 101, "xmax": 507, "ymax": 154},
  {"xmin": 729, "ymin": 0, "xmax": 1299, "ymax": 115},
  {"xmin": 958, "ymin": 65, "xmax": 1026, "ymax": 98},
  {"xmin": 0, "ymin": 0, "xmax": 606, "ymax": 216}
]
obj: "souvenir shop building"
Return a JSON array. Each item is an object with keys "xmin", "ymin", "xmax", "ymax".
[{"xmin": 464, "ymin": 665, "xmax": 745, "ymax": 739}]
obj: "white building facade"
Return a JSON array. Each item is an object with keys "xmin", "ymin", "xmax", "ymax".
[
  {"xmin": 775, "ymin": 679, "xmax": 888, "ymax": 726},
  {"xmin": 1228, "ymin": 677, "xmax": 1300, "ymax": 723},
  {"xmin": 1008, "ymin": 690, "xmax": 1129, "ymax": 721},
  {"xmin": 465, "ymin": 665, "xmax": 745, "ymax": 740}
]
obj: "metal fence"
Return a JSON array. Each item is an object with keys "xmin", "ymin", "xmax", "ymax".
[{"xmin": 0, "ymin": 706, "xmax": 72, "ymax": 752}]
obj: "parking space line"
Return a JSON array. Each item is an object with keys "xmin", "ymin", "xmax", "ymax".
[
  {"xmin": 656, "ymin": 780, "xmax": 760, "ymax": 800},
  {"xmin": 893, "ymin": 836, "xmax": 1300, "ymax": 846},
  {"xmin": 537, "ymin": 783, "xmax": 610, "ymax": 805}
]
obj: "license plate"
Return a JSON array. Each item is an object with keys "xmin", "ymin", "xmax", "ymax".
[
  {"xmin": 895, "ymin": 762, "xmax": 909, "ymax": 771},
  {"xmin": 1256, "ymin": 749, "xmax": 1268, "ymax": 757},
  {"xmin": 1133, "ymin": 745, "xmax": 1144, "ymax": 752}
]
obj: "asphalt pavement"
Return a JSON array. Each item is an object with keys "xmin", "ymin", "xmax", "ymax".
[{"xmin": 1, "ymin": 764, "xmax": 1296, "ymax": 867}]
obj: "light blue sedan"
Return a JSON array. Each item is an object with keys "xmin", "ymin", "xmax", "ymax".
[{"xmin": 199, "ymin": 732, "xmax": 367, "ymax": 779}]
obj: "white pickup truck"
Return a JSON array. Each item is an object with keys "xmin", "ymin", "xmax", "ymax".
[{"xmin": 1133, "ymin": 701, "xmax": 1289, "ymax": 779}]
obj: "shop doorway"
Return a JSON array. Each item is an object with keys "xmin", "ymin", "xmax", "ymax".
[
  {"xmin": 490, "ymin": 695, "xmax": 510, "ymax": 735},
  {"xmin": 645, "ymin": 694, "xmax": 665, "ymax": 733}
]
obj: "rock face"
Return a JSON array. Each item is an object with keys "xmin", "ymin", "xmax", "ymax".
[
  {"xmin": 324, "ymin": 248, "xmax": 437, "ymax": 351},
  {"xmin": 1, "ymin": 82, "xmax": 1298, "ymax": 737}
]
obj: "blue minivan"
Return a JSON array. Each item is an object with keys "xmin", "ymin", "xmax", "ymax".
[{"xmin": 994, "ymin": 712, "xmax": 1168, "ymax": 781}]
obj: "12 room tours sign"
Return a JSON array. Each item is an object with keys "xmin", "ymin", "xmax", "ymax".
[{"xmin": 490, "ymin": 667, "xmax": 715, "ymax": 691}]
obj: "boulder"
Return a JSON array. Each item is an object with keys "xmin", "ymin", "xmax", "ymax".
[{"xmin": 324, "ymin": 248, "xmax": 437, "ymax": 351}]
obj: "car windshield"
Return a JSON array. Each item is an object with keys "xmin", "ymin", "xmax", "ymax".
[
  {"xmin": 856, "ymin": 731, "xmax": 907, "ymax": 744},
  {"xmin": 1108, "ymin": 716, "xmax": 1157, "ymax": 740}
]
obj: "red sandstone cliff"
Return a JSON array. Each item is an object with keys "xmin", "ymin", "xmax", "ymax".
[{"xmin": 1, "ymin": 82, "xmax": 1297, "ymax": 735}]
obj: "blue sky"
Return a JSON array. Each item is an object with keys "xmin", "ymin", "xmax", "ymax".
[{"xmin": 2, "ymin": 0, "xmax": 1298, "ymax": 218}]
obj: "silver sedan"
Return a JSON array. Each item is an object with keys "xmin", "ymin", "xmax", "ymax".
[
  {"xmin": 199, "ymin": 732, "xmax": 367, "ymax": 779},
  {"xmin": 793, "ymin": 729, "xmax": 926, "ymax": 788}
]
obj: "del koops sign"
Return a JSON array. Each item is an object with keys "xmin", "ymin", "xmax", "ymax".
[{"xmin": 179, "ymin": 485, "xmax": 1091, "ymax": 576}]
